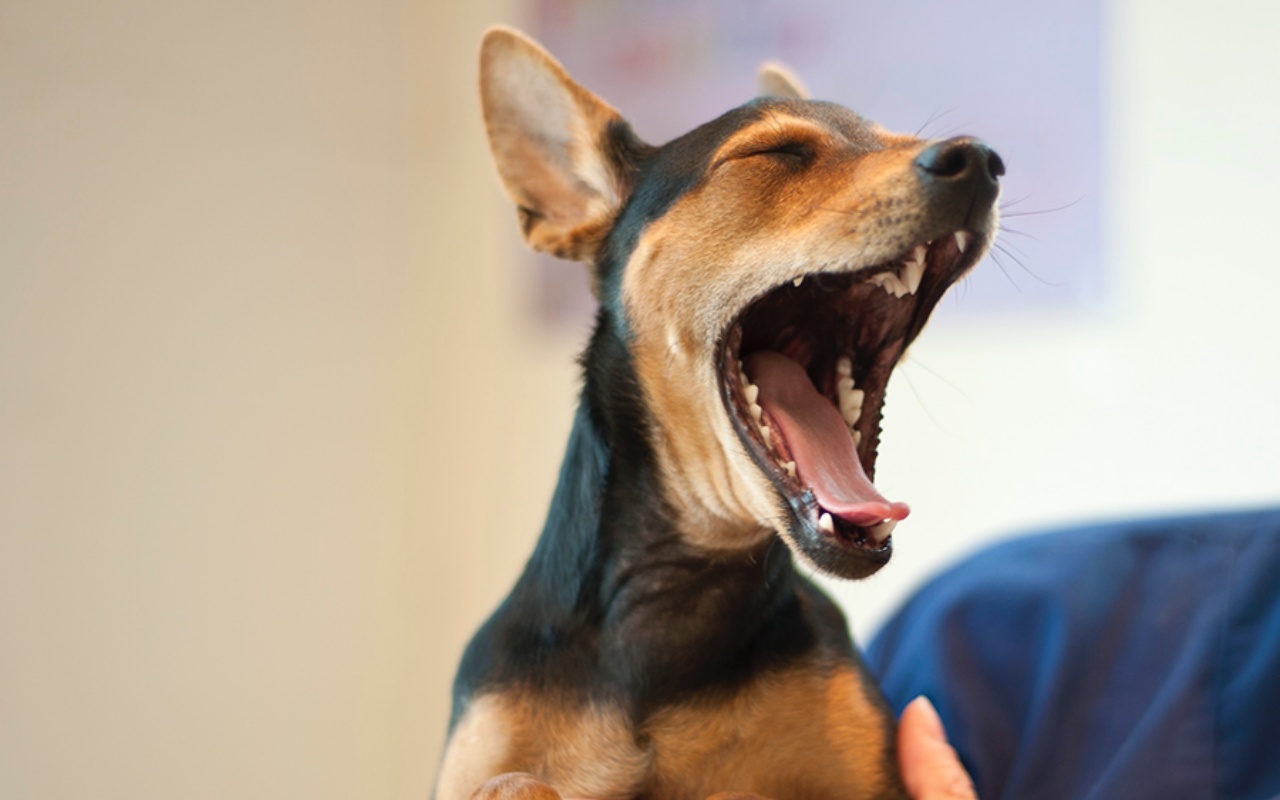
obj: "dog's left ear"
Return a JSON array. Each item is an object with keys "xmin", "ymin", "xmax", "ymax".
[
  {"xmin": 757, "ymin": 62, "xmax": 810, "ymax": 100},
  {"xmin": 480, "ymin": 27, "xmax": 645, "ymax": 272}
]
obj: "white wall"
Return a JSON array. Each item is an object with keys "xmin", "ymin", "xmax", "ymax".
[{"xmin": 1, "ymin": 1, "xmax": 1277, "ymax": 798}]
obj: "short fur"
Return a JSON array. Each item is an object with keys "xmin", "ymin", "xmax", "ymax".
[{"xmin": 435, "ymin": 27, "xmax": 1003, "ymax": 800}]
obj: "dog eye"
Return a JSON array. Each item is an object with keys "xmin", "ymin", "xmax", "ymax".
[{"xmin": 746, "ymin": 142, "xmax": 812, "ymax": 165}]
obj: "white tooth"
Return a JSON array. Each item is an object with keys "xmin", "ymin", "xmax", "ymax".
[
  {"xmin": 837, "ymin": 376, "xmax": 856, "ymax": 393},
  {"xmin": 853, "ymin": 430, "xmax": 862, "ymax": 446},
  {"xmin": 761, "ymin": 425, "xmax": 773, "ymax": 449},
  {"xmin": 869, "ymin": 519, "xmax": 897, "ymax": 544},
  {"xmin": 902, "ymin": 258, "xmax": 925, "ymax": 295},
  {"xmin": 955, "ymin": 231, "xmax": 969, "ymax": 253},
  {"xmin": 842, "ymin": 405, "xmax": 861, "ymax": 427},
  {"xmin": 872, "ymin": 272, "xmax": 909, "ymax": 297},
  {"xmin": 783, "ymin": 461, "xmax": 797, "ymax": 479},
  {"xmin": 819, "ymin": 513, "xmax": 835, "ymax": 533},
  {"xmin": 909, "ymin": 244, "xmax": 927, "ymax": 265},
  {"xmin": 836, "ymin": 356, "xmax": 853, "ymax": 378},
  {"xmin": 749, "ymin": 402, "xmax": 763, "ymax": 422},
  {"xmin": 841, "ymin": 392, "xmax": 865, "ymax": 426},
  {"xmin": 793, "ymin": 276, "xmax": 804, "ymax": 287},
  {"xmin": 745, "ymin": 383, "xmax": 760, "ymax": 404}
]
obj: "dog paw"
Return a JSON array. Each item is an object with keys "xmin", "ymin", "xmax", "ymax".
[{"xmin": 469, "ymin": 772, "xmax": 564, "ymax": 800}]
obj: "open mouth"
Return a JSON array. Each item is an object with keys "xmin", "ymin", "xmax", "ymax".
[{"xmin": 718, "ymin": 230, "xmax": 978, "ymax": 578}]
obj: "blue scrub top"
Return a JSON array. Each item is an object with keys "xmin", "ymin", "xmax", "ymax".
[{"xmin": 865, "ymin": 508, "xmax": 1280, "ymax": 800}]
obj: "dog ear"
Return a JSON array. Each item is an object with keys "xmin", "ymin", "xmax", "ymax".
[
  {"xmin": 480, "ymin": 27, "xmax": 644, "ymax": 271},
  {"xmin": 757, "ymin": 62, "xmax": 810, "ymax": 100}
]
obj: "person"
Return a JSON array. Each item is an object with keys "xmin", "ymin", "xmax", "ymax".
[
  {"xmin": 899, "ymin": 695, "xmax": 978, "ymax": 799},
  {"xmin": 869, "ymin": 507, "xmax": 1280, "ymax": 800}
]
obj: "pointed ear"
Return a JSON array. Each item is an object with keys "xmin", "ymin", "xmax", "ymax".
[
  {"xmin": 757, "ymin": 62, "xmax": 810, "ymax": 100},
  {"xmin": 480, "ymin": 27, "xmax": 644, "ymax": 270}
]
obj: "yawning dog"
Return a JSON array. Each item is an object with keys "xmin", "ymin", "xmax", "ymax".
[{"xmin": 434, "ymin": 27, "xmax": 1002, "ymax": 800}]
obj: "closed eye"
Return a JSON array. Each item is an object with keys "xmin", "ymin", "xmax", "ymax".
[{"xmin": 742, "ymin": 141, "xmax": 813, "ymax": 168}]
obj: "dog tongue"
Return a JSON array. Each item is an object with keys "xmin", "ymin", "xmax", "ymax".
[{"xmin": 744, "ymin": 351, "xmax": 909, "ymax": 526}]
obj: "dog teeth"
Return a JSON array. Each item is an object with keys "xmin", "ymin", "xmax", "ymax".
[
  {"xmin": 869, "ymin": 519, "xmax": 897, "ymax": 544},
  {"xmin": 749, "ymin": 402, "xmax": 763, "ymax": 422},
  {"xmin": 868, "ymin": 271, "xmax": 910, "ymax": 298},
  {"xmin": 901, "ymin": 258, "xmax": 925, "ymax": 295},
  {"xmin": 907, "ymin": 244, "xmax": 927, "ymax": 266},
  {"xmin": 760, "ymin": 424, "xmax": 773, "ymax": 450},
  {"xmin": 840, "ymin": 389, "xmax": 864, "ymax": 426},
  {"xmin": 783, "ymin": 460, "xmax": 796, "ymax": 479},
  {"xmin": 793, "ymin": 276, "xmax": 804, "ymax": 287},
  {"xmin": 853, "ymin": 430, "xmax": 862, "ymax": 446},
  {"xmin": 955, "ymin": 231, "xmax": 969, "ymax": 253},
  {"xmin": 744, "ymin": 383, "xmax": 759, "ymax": 404},
  {"xmin": 836, "ymin": 355, "xmax": 853, "ymax": 378},
  {"xmin": 819, "ymin": 513, "xmax": 835, "ymax": 534}
]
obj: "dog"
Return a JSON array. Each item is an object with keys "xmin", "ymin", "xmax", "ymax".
[{"xmin": 434, "ymin": 27, "xmax": 1002, "ymax": 800}]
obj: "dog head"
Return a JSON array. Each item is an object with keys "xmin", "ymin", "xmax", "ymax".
[{"xmin": 481, "ymin": 28, "xmax": 1001, "ymax": 579}]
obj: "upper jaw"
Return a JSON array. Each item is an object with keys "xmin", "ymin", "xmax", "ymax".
[{"xmin": 715, "ymin": 225, "xmax": 991, "ymax": 580}]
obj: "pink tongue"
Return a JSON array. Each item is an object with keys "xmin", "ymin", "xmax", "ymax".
[{"xmin": 744, "ymin": 351, "xmax": 909, "ymax": 526}]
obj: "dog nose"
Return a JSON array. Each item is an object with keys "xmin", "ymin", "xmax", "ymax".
[{"xmin": 915, "ymin": 137, "xmax": 1004, "ymax": 187}]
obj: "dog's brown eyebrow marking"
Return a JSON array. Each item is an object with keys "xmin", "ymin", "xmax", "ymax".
[{"xmin": 709, "ymin": 115, "xmax": 835, "ymax": 167}]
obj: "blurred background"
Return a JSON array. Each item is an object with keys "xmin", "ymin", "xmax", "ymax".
[{"xmin": 2, "ymin": 0, "xmax": 1278, "ymax": 797}]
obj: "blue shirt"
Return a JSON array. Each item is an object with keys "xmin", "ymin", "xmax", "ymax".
[{"xmin": 866, "ymin": 508, "xmax": 1280, "ymax": 800}]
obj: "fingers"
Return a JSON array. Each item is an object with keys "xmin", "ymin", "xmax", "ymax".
[{"xmin": 897, "ymin": 696, "xmax": 977, "ymax": 800}]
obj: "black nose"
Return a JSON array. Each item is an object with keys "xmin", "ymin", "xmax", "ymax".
[{"xmin": 915, "ymin": 137, "xmax": 1004, "ymax": 186}]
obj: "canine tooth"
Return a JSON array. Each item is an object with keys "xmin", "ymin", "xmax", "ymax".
[
  {"xmin": 783, "ymin": 461, "xmax": 797, "ymax": 479},
  {"xmin": 749, "ymin": 402, "xmax": 763, "ymax": 422},
  {"xmin": 908, "ymin": 244, "xmax": 927, "ymax": 265},
  {"xmin": 819, "ymin": 513, "xmax": 835, "ymax": 533},
  {"xmin": 761, "ymin": 425, "xmax": 773, "ymax": 449},
  {"xmin": 836, "ymin": 355, "xmax": 853, "ymax": 378},
  {"xmin": 955, "ymin": 231, "xmax": 969, "ymax": 253},
  {"xmin": 793, "ymin": 276, "xmax": 804, "ymax": 287},
  {"xmin": 869, "ymin": 519, "xmax": 897, "ymax": 544},
  {"xmin": 902, "ymin": 258, "xmax": 925, "ymax": 295},
  {"xmin": 745, "ymin": 383, "xmax": 760, "ymax": 404}
]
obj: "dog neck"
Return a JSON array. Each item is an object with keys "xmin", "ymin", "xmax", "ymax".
[{"xmin": 501, "ymin": 319, "xmax": 819, "ymax": 713}]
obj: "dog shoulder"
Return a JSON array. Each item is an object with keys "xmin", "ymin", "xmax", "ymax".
[{"xmin": 435, "ymin": 690, "xmax": 650, "ymax": 800}]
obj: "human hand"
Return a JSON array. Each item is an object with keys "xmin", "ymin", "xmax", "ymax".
[{"xmin": 897, "ymin": 696, "xmax": 977, "ymax": 799}]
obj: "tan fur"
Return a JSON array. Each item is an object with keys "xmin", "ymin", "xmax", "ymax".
[
  {"xmin": 480, "ymin": 28, "xmax": 633, "ymax": 276},
  {"xmin": 757, "ymin": 61, "xmax": 811, "ymax": 100},
  {"xmin": 621, "ymin": 115, "xmax": 938, "ymax": 551},
  {"xmin": 439, "ymin": 665, "xmax": 894, "ymax": 800},
  {"xmin": 437, "ymin": 694, "xmax": 649, "ymax": 800}
]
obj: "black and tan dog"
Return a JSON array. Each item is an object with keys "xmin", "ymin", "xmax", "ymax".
[{"xmin": 435, "ymin": 28, "xmax": 1002, "ymax": 800}]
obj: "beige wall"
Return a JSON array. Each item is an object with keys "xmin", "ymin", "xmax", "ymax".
[{"xmin": 2, "ymin": 1, "xmax": 1278, "ymax": 798}]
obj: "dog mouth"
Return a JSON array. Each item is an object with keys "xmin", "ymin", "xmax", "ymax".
[{"xmin": 718, "ymin": 231, "xmax": 978, "ymax": 578}]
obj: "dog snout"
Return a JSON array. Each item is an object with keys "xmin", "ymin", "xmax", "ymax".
[
  {"xmin": 914, "ymin": 136, "xmax": 1003, "ymax": 222},
  {"xmin": 915, "ymin": 137, "xmax": 1004, "ymax": 185}
]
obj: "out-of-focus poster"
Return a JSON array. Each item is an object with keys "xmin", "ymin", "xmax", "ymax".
[{"xmin": 524, "ymin": 0, "xmax": 1100, "ymax": 325}]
